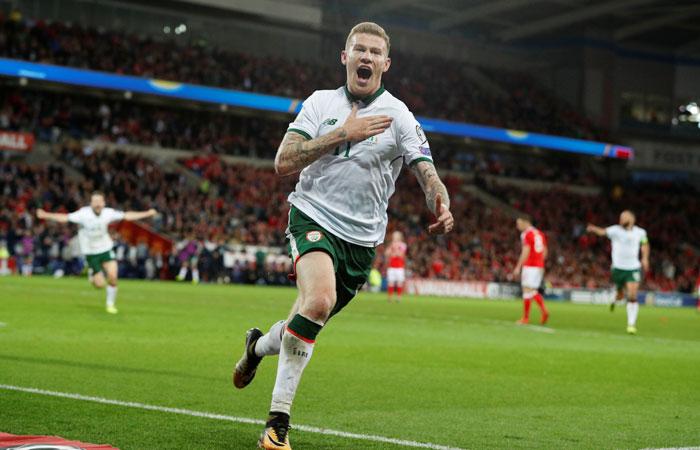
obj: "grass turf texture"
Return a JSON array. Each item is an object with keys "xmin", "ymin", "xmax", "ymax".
[{"xmin": 0, "ymin": 277, "xmax": 698, "ymax": 450}]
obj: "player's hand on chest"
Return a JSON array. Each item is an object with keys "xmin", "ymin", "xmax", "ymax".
[{"xmin": 320, "ymin": 109, "xmax": 397, "ymax": 159}]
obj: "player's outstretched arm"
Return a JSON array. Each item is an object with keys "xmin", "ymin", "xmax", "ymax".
[
  {"xmin": 274, "ymin": 103, "xmax": 393, "ymax": 176},
  {"xmin": 586, "ymin": 224, "xmax": 607, "ymax": 237},
  {"xmin": 124, "ymin": 209, "xmax": 157, "ymax": 221},
  {"xmin": 410, "ymin": 161, "xmax": 453, "ymax": 235},
  {"xmin": 36, "ymin": 209, "xmax": 69, "ymax": 223}
]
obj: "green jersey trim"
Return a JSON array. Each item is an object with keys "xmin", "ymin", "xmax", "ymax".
[
  {"xmin": 288, "ymin": 128, "xmax": 312, "ymax": 140},
  {"xmin": 343, "ymin": 84, "xmax": 386, "ymax": 106},
  {"xmin": 409, "ymin": 157, "xmax": 433, "ymax": 167}
]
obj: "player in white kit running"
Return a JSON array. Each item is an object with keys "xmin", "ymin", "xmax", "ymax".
[
  {"xmin": 587, "ymin": 210, "xmax": 650, "ymax": 334},
  {"xmin": 232, "ymin": 22, "xmax": 455, "ymax": 450},
  {"xmin": 37, "ymin": 191, "xmax": 157, "ymax": 314}
]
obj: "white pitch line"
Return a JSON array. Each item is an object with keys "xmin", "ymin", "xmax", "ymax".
[
  {"xmin": 0, "ymin": 384, "xmax": 465, "ymax": 450},
  {"xmin": 641, "ymin": 447, "xmax": 700, "ymax": 450},
  {"xmin": 523, "ymin": 325, "xmax": 555, "ymax": 334},
  {"xmin": 483, "ymin": 319, "xmax": 555, "ymax": 334}
]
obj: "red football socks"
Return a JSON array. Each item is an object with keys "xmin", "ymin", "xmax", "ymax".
[
  {"xmin": 523, "ymin": 298, "xmax": 532, "ymax": 320},
  {"xmin": 534, "ymin": 293, "xmax": 547, "ymax": 314}
]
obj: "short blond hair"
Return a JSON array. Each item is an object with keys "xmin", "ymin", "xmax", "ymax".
[{"xmin": 346, "ymin": 22, "xmax": 390, "ymax": 55}]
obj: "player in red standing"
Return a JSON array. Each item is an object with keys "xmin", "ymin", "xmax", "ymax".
[
  {"xmin": 512, "ymin": 217, "xmax": 549, "ymax": 325},
  {"xmin": 385, "ymin": 231, "xmax": 407, "ymax": 302}
]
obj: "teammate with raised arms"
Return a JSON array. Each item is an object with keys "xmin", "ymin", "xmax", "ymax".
[{"xmin": 37, "ymin": 191, "xmax": 157, "ymax": 314}]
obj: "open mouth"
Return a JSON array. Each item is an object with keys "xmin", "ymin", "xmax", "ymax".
[{"xmin": 356, "ymin": 66, "xmax": 372, "ymax": 81}]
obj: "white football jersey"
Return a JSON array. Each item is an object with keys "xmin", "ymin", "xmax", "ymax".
[
  {"xmin": 287, "ymin": 85, "xmax": 433, "ymax": 247},
  {"xmin": 68, "ymin": 206, "xmax": 125, "ymax": 255},
  {"xmin": 605, "ymin": 225, "xmax": 648, "ymax": 270}
]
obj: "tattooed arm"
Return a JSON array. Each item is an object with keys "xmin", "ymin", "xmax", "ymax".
[
  {"xmin": 274, "ymin": 128, "xmax": 347, "ymax": 176},
  {"xmin": 274, "ymin": 103, "xmax": 393, "ymax": 176},
  {"xmin": 411, "ymin": 161, "xmax": 454, "ymax": 234}
]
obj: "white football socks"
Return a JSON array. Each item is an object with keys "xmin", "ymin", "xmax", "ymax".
[
  {"xmin": 255, "ymin": 320, "xmax": 286, "ymax": 357},
  {"xmin": 626, "ymin": 301, "xmax": 639, "ymax": 327},
  {"xmin": 106, "ymin": 285, "xmax": 117, "ymax": 307},
  {"xmin": 270, "ymin": 330, "xmax": 315, "ymax": 415},
  {"xmin": 192, "ymin": 269, "xmax": 200, "ymax": 283}
]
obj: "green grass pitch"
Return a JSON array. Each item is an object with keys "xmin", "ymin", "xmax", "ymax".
[{"xmin": 1, "ymin": 276, "xmax": 699, "ymax": 449}]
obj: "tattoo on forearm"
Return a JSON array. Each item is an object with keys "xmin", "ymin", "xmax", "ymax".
[
  {"xmin": 412, "ymin": 162, "xmax": 450, "ymax": 214},
  {"xmin": 276, "ymin": 129, "xmax": 347, "ymax": 174}
]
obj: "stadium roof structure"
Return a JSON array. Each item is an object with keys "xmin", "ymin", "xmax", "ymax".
[
  {"xmin": 333, "ymin": 0, "xmax": 700, "ymax": 55},
  {"xmin": 158, "ymin": 0, "xmax": 700, "ymax": 56}
]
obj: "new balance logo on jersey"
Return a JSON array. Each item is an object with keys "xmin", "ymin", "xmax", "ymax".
[
  {"xmin": 322, "ymin": 118, "xmax": 338, "ymax": 126},
  {"xmin": 416, "ymin": 124, "xmax": 427, "ymax": 144}
]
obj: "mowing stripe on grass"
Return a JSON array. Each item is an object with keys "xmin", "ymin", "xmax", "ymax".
[
  {"xmin": 0, "ymin": 384, "xmax": 464, "ymax": 450},
  {"xmin": 641, "ymin": 447, "xmax": 700, "ymax": 450}
]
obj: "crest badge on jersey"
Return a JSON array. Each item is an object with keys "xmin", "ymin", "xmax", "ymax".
[{"xmin": 306, "ymin": 231, "xmax": 323, "ymax": 242}]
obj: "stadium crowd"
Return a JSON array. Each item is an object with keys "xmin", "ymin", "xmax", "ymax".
[
  {"xmin": 2, "ymin": 88, "xmax": 604, "ymax": 186},
  {"xmin": 1, "ymin": 12, "xmax": 697, "ymax": 293},
  {"xmin": 4, "ymin": 142, "xmax": 697, "ymax": 293},
  {"xmin": 486, "ymin": 182, "xmax": 700, "ymax": 293},
  {"xmin": 0, "ymin": 89, "xmax": 285, "ymax": 158},
  {"xmin": 0, "ymin": 148, "xmax": 294, "ymax": 284},
  {"xmin": 0, "ymin": 13, "xmax": 597, "ymax": 139}
]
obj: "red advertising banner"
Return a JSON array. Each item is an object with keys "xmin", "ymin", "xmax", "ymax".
[{"xmin": 0, "ymin": 130, "xmax": 35, "ymax": 152}]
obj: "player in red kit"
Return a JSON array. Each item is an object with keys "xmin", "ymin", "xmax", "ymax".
[
  {"xmin": 512, "ymin": 217, "xmax": 549, "ymax": 325},
  {"xmin": 385, "ymin": 231, "xmax": 407, "ymax": 302}
]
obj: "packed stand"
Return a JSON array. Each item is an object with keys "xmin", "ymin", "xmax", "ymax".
[
  {"xmin": 439, "ymin": 145, "xmax": 603, "ymax": 186},
  {"xmin": 0, "ymin": 13, "xmax": 598, "ymax": 139},
  {"xmin": 486, "ymin": 182, "xmax": 700, "ymax": 293},
  {"xmin": 382, "ymin": 173, "xmax": 520, "ymax": 282},
  {"xmin": 180, "ymin": 154, "xmax": 523, "ymax": 284},
  {"xmin": 0, "ymin": 88, "xmax": 285, "ymax": 158},
  {"xmin": 57, "ymin": 145, "xmax": 294, "ymax": 284},
  {"xmin": 3, "ymin": 87, "xmax": 608, "ymax": 186},
  {"xmin": 0, "ymin": 148, "xmax": 294, "ymax": 284},
  {"xmin": 3, "ymin": 148, "xmax": 697, "ymax": 292},
  {"xmin": 0, "ymin": 160, "xmax": 83, "ymax": 276}
]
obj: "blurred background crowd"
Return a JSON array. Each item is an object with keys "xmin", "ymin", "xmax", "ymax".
[{"xmin": 1, "ymin": 7, "xmax": 698, "ymax": 294}]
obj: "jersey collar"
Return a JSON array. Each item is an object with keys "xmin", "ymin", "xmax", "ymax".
[{"xmin": 343, "ymin": 84, "xmax": 385, "ymax": 106}]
